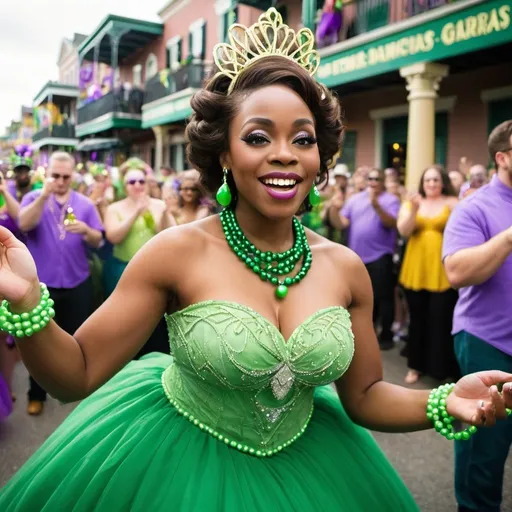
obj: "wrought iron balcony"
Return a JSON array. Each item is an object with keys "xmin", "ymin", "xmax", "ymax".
[
  {"xmin": 143, "ymin": 63, "xmax": 205, "ymax": 105},
  {"xmin": 317, "ymin": 0, "xmax": 454, "ymax": 48},
  {"xmin": 408, "ymin": 0, "xmax": 451, "ymax": 17},
  {"xmin": 32, "ymin": 123, "xmax": 76, "ymax": 142},
  {"xmin": 77, "ymin": 86, "xmax": 144, "ymax": 125}
]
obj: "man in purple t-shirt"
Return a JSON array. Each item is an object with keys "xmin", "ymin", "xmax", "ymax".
[
  {"xmin": 443, "ymin": 120, "xmax": 512, "ymax": 512},
  {"xmin": 19, "ymin": 152, "xmax": 104, "ymax": 416},
  {"xmin": 328, "ymin": 168, "xmax": 400, "ymax": 349}
]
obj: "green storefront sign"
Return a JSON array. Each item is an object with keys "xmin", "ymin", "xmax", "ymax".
[
  {"xmin": 141, "ymin": 93, "xmax": 193, "ymax": 129},
  {"xmin": 318, "ymin": 0, "xmax": 512, "ymax": 87}
]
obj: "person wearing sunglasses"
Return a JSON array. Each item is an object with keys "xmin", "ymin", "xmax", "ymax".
[
  {"xmin": 16, "ymin": 151, "xmax": 104, "ymax": 416},
  {"xmin": 104, "ymin": 167, "xmax": 175, "ymax": 296},
  {"xmin": 168, "ymin": 170, "xmax": 211, "ymax": 225},
  {"xmin": 327, "ymin": 167, "xmax": 401, "ymax": 351},
  {"xmin": 103, "ymin": 165, "xmax": 175, "ymax": 357}
]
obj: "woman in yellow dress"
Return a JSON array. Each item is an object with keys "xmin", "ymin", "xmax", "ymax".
[{"xmin": 397, "ymin": 165, "xmax": 459, "ymax": 384}]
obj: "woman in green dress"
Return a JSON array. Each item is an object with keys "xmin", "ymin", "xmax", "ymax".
[{"xmin": 0, "ymin": 9, "xmax": 511, "ymax": 511}]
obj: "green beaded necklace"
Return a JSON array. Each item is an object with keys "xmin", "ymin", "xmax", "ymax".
[{"xmin": 220, "ymin": 208, "xmax": 312, "ymax": 299}]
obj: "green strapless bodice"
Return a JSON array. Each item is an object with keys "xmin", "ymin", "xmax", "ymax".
[{"xmin": 162, "ymin": 301, "xmax": 354, "ymax": 456}]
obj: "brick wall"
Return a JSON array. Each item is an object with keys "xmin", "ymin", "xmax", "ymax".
[{"xmin": 442, "ymin": 62, "xmax": 512, "ymax": 170}]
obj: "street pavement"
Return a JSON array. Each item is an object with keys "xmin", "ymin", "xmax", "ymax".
[{"xmin": 1, "ymin": 343, "xmax": 511, "ymax": 511}]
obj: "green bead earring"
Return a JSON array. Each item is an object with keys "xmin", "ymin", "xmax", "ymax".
[
  {"xmin": 216, "ymin": 168, "xmax": 232, "ymax": 207},
  {"xmin": 308, "ymin": 184, "xmax": 321, "ymax": 207}
]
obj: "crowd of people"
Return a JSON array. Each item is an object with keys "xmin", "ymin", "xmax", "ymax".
[
  {"xmin": 0, "ymin": 154, "xmax": 217, "ymax": 415},
  {"xmin": 0, "ymin": 8, "xmax": 510, "ymax": 510},
  {"xmin": 0, "ymin": 150, "xmax": 496, "ymax": 411}
]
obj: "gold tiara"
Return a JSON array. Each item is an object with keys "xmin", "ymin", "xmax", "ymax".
[{"xmin": 213, "ymin": 8, "xmax": 320, "ymax": 95}]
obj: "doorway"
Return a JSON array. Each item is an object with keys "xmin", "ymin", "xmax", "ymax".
[{"xmin": 382, "ymin": 113, "xmax": 449, "ymax": 181}]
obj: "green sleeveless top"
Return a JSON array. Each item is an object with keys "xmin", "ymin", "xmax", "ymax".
[
  {"xmin": 113, "ymin": 214, "xmax": 155, "ymax": 262},
  {"xmin": 162, "ymin": 301, "xmax": 355, "ymax": 457}
]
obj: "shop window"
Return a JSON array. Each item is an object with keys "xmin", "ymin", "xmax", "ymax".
[
  {"xmin": 382, "ymin": 112, "xmax": 448, "ymax": 180},
  {"xmin": 221, "ymin": 7, "xmax": 238, "ymax": 42},
  {"xmin": 383, "ymin": 116, "xmax": 408, "ymax": 179},
  {"xmin": 338, "ymin": 131, "xmax": 357, "ymax": 173},
  {"xmin": 277, "ymin": 5, "xmax": 288, "ymax": 24},
  {"xmin": 487, "ymin": 98, "xmax": 512, "ymax": 135},
  {"xmin": 189, "ymin": 19, "xmax": 207, "ymax": 61},
  {"xmin": 145, "ymin": 54, "xmax": 158, "ymax": 81},
  {"xmin": 133, "ymin": 65, "xmax": 142, "ymax": 87},
  {"xmin": 167, "ymin": 37, "xmax": 182, "ymax": 71}
]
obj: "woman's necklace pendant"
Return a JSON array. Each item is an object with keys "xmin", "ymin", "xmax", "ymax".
[
  {"xmin": 220, "ymin": 208, "xmax": 312, "ymax": 299},
  {"xmin": 275, "ymin": 284, "xmax": 288, "ymax": 299}
]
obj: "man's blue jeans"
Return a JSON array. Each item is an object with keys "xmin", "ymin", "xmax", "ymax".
[{"xmin": 454, "ymin": 331, "xmax": 512, "ymax": 512}]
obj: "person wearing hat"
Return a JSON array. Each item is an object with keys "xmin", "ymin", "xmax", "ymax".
[
  {"xmin": 8, "ymin": 152, "xmax": 34, "ymax": 203},
  {"xmin": 332, "ymin": 163, "xmax": 350, "ymax": 189}
]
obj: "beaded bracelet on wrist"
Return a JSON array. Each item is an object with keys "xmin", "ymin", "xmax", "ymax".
[
  {"xmin": 427, "ymin": 383, "xmax": 512, "ymax": 441},
  {"xmin": 0, "ymin": 283, "xmax": 55, "ymax": 338}
]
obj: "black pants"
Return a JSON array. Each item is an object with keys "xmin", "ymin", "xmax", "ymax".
[
  {"xmin": 365, "ymin": 254, "xmax": 395, "ymax": 343},
  {"xmin": 28, "ymin": 277, "xmax": 94, "ymax": 402},
  {"xmin": 403, "ymin": 288, "xmax": 460, "ymax": 381}
]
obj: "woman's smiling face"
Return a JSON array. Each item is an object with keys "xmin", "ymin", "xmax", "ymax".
[{"xmin": 222, "ymin": 84, "xmax": 320, "ymax": 219}]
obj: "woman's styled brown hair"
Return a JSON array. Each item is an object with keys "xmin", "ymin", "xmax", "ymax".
[
  {"xmin": 186, "ymin": 56, "xmax": 344, "ymax": 210},
  {"xmin": 418, "ymin": 164, "xmax": 456, "ymax": 197}
]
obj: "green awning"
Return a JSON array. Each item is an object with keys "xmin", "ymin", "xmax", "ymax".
[{"xmin": 78, "ymin": 15, "xmax": 163, "ymax": 64}]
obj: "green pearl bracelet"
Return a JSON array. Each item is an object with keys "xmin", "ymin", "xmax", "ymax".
[
  {"xmin": 427, "ymin": 383, "xmax": 512, "ymax": 441},
  {"xmin": 0, "ymin": 283, "xmax": 55, "ymax": 338}
]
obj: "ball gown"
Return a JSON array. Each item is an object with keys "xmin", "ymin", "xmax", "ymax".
[{"xmin": 0, "ymin": 301, "xmax": 418, "ymax": 511}]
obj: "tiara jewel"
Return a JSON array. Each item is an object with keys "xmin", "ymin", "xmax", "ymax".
[{"xmin": 213, "ymin": 8, "xmax": 320, "ymax": 94}]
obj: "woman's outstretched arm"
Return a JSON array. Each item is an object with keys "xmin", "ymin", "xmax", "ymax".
[{"xmin": 0, "ymin": 226, "xmax": 189, "ymax": 402}]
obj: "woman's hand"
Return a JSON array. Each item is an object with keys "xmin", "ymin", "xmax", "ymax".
[
  {"xmin": 0, "ymin": 226, "xmax": 40, "ymax": 311},
  {"xmin": 446, "ymin": 371, "xmax": 512, "ymax": 427},
  {"xmin": 409, "ymin": 193, "xmax": 421, "ymax": 211}
]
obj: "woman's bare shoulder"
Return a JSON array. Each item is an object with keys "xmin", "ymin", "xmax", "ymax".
[
  {"xmin": 445, "ymin": 195, "xmax": 459, "ymax": 209},
  {"xmin": 128, "ymin": 217, "xmax": 219, "ymax": 286}
]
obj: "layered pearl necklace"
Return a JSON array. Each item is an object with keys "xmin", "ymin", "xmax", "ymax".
[{"xmin": 220, "ymin": 208, "xmax": 312, "ymax": 299}]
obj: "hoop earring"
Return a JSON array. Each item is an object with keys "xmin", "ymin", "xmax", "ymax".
[
  {"xmin": 216, "ymin": 167, "xmax": 232, "ymax": 207},
  {"xmin": 308, "ymin": 183, "xmax": 321, "ymax": 207}
]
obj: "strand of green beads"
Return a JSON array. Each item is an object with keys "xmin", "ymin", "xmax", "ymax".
[
  {"xmin": 221, "ymin": 209, "xmax": 304, "ymax": 273},
  {"xmin": 220, "ymin": 210, "xmax": 304, "ymax": 274},
  {"xmin": 426, "ymin": 383, "xmax": 511, "ymax": 440},
  {"xmin": 220, "ymin": 209, "xmax": 312, "ymax": 299},
  {"xmin": 0, "ymin": 283, "xmax": 56, "ymax": 338}
]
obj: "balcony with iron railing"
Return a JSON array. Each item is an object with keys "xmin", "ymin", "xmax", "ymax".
[
  {"xmin": 143, "ymin": 62, "xmax": 206, "ymax": 105},
  {"xmin": 316, "ymin": 0, "xmax": 459, "ymax": 48},
  {"xmin": 77, "ymin": 86, "xmax": 144, "ymax": 126},
  {"xmin": 32, "ymin": 122, "xmax": 76, "ymax": 143}
]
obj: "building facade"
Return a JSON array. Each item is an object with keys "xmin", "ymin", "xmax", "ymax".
[
  {"xmin": 287, "ymin": 0, "xmax": 512, "ymax": 188},
  {"xmin": 28, "ymin": 0, "xmax": 512, "ymax": 187},
  {"xmin": 31, "ymin": 34, "xmax": 86, "ymax": 165}
]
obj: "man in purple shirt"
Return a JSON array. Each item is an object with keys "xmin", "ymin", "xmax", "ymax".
[
  {"xmin": 329, "ymin": 168, "xmax": 400, "ymax": 349},
  {"xmin": 19, "ymin": 151, "xmax": 104, "ymax": 415},
  {"xmin": 443, "ymin": 120, "xmax": 512, "ymax": 512}
]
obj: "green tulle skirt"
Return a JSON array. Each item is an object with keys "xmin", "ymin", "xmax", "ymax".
[{"xmin": 0, "ymin": 354, "xmax": 418, "ymax": 511}]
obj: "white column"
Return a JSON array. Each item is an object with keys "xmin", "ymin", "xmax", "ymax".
[
  {"xmin": 399, "ymin": 62, "xmax": 449, "ymax": 191},
  {"xmin": 151, "ymin": 126, "xmax": 171, "ymax": 174}
]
